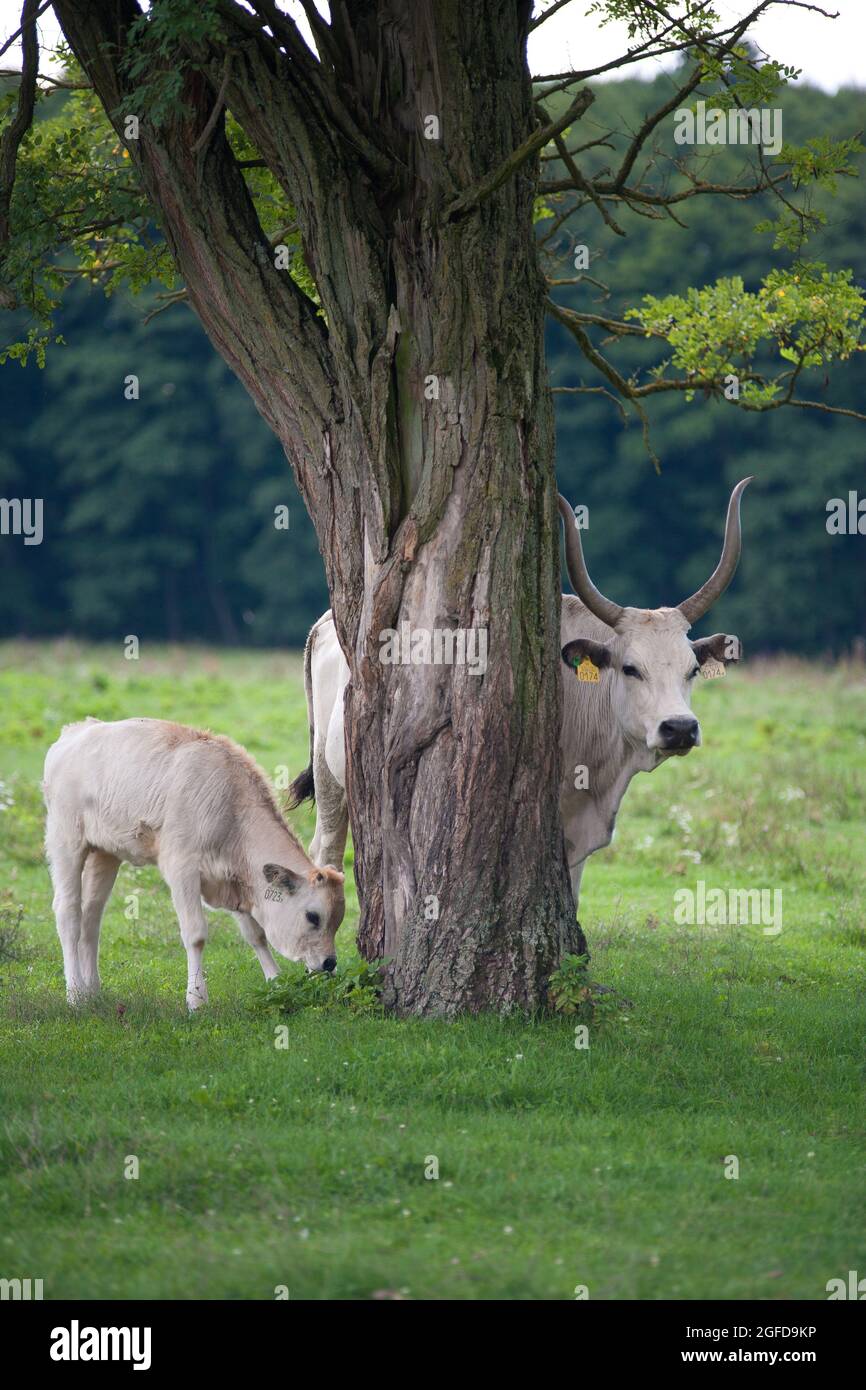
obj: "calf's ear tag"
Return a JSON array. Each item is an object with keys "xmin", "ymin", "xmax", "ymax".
[
  {"xmin": 700, "ymin": 657, "xmax": 725, "ymax": 680},
  {"xmin": 576, "ymin": 656, "xmax": 599, "ymax": 683}
]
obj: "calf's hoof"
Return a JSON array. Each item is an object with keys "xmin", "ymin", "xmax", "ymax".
[{"xmin": 66, "ymin": 984, "xmax": 96, "ymax": 1006}]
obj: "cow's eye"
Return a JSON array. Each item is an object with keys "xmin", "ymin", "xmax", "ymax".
[
  {"xmin": 622, "ymin": 664, "xmax": 642, "ymax": 679},
  {"xmin": 688, "ymin": 666, "xmax": 700, "ymax": 680},
  {"xmin": 305, "ymin": 911, "xmax": 321, "ymax": 928}
]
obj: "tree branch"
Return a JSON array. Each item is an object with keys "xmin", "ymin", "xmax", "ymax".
[
  {"xmin": 786, "ymin": 398, "xmax": 866, "ymax": 422},
  {"xmin": 0, "ymin": 0, "xmax": 51, "ymax": 61},
  {"xmin": 547, "ymin": 295, "xmax": 866, "ymax": 464},
  {"xmin": 52, "ymin": 0, "xmax": 337, "ymax": 468},
  {"xmin": 537, "ymin": 2, "xmax": 784, "ymax": 232},
  {"xmin": 213, "ymin": 0, "xmax": 393, "ymax": 183},
  {"xmin": 532, "ymin": 0, "xmax": 832, "ymax": 93},
  {"xmin": 603, "ymin": 57, "xmax": 705, "ymax": 195},
  {"xmin": 0, "ymin": 66, "xmax": 91, "ymax": 89},
  {"xmin": 529, "ymin": 0, "xmax": 576, "ymax": 31},
  {"xmin": 546, "ymin": 295, "xmax": 660, "ymax": 466},
  {"xmin": 191, "ymin": 53, "xmax": 232, "ymax": 155},
  {"xmin": 552, "ymin": 382, "xmax": 629, "ymax": 423},
  {"xmin": 446, "ymin": 86, "xmax": 594, "ymax": 221},
  {"xmin": 534, "ymin": 7, "xmax": 712, "ymax": 93},
  {"xmin": 295, "ymin": 0, "xmax": 341, "ymax": 70},
  {"xmin": 0, "ymin": 0, "xmax": 40, "ymax": 283},
  {"xmin": 552, "ymin": 129, "xmax": 625, "ymax": 236}
]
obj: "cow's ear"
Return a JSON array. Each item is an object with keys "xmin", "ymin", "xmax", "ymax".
[
  {"xmin": 262, "ymin": 863, "xmax": 305, "ymax": 892},
  {"xmin": 691, "ymin": 633, "xmax": 742, "ymax": 666},
  {"xmin": 561, "ymin": 638, "xmax": 613, "ymax": 672}
]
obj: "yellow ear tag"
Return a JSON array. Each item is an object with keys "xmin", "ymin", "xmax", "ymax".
[
  {"xmin": 700, "ymin": 657, "xmax": 725, "ymax": 680},
  {"xmin": 576, "ymin": 656, "xmax": 599, "ymax": 683}
]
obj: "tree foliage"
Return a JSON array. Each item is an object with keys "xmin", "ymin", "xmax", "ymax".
[
  {"xmin": 1, "ymin": 0, "xmax": 863, "ymax": 436},
  {"xmin": 1, "ymin": 9, "xmax": 864, "ymax": 655}
]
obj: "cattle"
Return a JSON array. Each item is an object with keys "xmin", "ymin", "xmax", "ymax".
[
  {"xmin": 43, "ymin": 717, "xmax": 345, "ymax": 1008},
  {"xmin": 289, "ymin": 479, "xmax": 750, "ymax": 916}
]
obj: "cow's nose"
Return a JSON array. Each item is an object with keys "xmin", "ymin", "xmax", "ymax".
[
  {"xmin": 658, "ymin": 717, "xmax": 700, "ymax": 749},
  {"xmin": 322, "ymin": 956, "xmax": 337, "ymax": 973}
]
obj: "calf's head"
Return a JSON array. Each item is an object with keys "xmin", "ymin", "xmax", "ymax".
[
  {"xmin": 259, "ymin": 862, "xmax": 345, "ymax": 972},
  {"xmin": 559, "ymin": 479, "xmax": 750, "ymax": 759}
]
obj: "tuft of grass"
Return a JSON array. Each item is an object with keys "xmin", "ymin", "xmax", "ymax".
[
  {"xmin": 0, "ymin": 903, "xmax": 29, "ymax": 963},
  {"xmin": 547, "ymin": 952, "xmax": 630, "ymax": 1024},
  {"xmin": 251, "ymin": 955, "xmax": 387, "ymax": 1017}
]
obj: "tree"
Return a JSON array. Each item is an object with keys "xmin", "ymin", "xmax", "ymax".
[{"xmin": 1, "ymin": 1, "xmax": 863, "ymax": 1014}]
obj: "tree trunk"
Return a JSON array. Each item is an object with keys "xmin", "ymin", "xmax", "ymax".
[
  {"xmin": 55, "ymin": 0, "xmax": 584, "ymax": 1014},
  {"xmin": 346, "ymin": 408, "xmax": 581, "ymax": 1015},
  {"xmin": 315, "ymin": 2, "xmax": 583, "ymax": 1013},
  {"xmin": 337, "ymin": 14, "xmax": 581, "ymax": 1011}
]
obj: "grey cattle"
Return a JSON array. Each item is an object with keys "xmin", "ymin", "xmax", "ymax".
[{"xmin": 290, "ymin": 480, "xmax": 750, "ymax": 920}]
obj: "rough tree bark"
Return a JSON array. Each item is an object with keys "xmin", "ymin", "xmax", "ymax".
[{"xmin": 53, "ymin": 0, "xmax": 584, "ymax": 1014}]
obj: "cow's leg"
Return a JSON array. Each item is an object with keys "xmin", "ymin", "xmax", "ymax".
[
  {"xmin": 569, "ymin": 858, "xmax": 586, "ymax": 908},
  {"xmin": 78, "ymin": 850, "xmax": 120, "ymax": 995},
  {"xmin": 233, "ymin": 911, "xmax": 279, "ymax": 981},
  {"xmin": 308, "ymin": 749, "xmax": 349, "ymax": 871},
  {"xmin": 568, "ymin": 859, "xmax": 590, "ymax": 960},
  {"xmin": 162, "ymin": 863, "xmax": 209, "ymax": 1010},
  {"xmin": 48, "ymin": 836, "xmax": 88, "ymax": 1003}
]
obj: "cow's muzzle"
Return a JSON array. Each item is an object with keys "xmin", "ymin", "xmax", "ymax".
[{"xmin": 657, "ymin": 717, "xmax": 700, "ymax": 751}]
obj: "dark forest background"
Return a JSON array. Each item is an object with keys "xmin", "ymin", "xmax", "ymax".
[{"xmin": 1, "ymin": 74, "xmax": 864, "ymax": 652}]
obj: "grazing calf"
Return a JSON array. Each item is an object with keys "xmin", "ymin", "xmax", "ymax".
[{"xmin": 43, "ymin": 717, "xmax": 345, "ymax": 1009}]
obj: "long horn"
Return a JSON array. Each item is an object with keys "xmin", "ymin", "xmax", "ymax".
[
  {"xmin": 678, "ymin": 477, "xmax": 753, "ymax": 625},
  {"xmin": 557, "ymin": 494, "xmax": 623, "ymax": 629}
]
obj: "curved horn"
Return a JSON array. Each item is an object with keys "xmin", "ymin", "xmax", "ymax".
[
  {"xmin": 678, "ymin": 477, "xmax": 753, "ymax": 625},
  {"xmin": 557, "ymin": 494, "xmax": 623, "ymax": 629}
]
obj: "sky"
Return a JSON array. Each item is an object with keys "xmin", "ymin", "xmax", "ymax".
[
  {"xmin": 528, "ymin": 0, "xmax": 865, "ymax": 89},
  {"xmin": 1, "ymin": 0, "xmax": 864, "ymax": 90}
]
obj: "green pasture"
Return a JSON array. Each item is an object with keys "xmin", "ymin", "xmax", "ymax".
[{"xmin": 0, "ymin": 642, "xmax": 863, "ymax": 1299}]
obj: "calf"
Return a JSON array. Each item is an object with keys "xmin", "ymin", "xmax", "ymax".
[{"xmin": 43, "ymin": 717, "xmax": 345, "ymax": 1009}]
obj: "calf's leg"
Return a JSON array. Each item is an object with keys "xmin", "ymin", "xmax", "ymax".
[
  {"xmin": 233, "ymin": 911, "xmax": 280, "ymax": 981},
  {"xmin": 78, "ymin": 850, "xmax": 120, "ymax": 995},
  {"xmin": 162, "ymin": 863, "xmax": 210, "ymax": 1010},
  {"xmin": 48, "ymin": 840, "xmax": 88, "ymax": 1003}
]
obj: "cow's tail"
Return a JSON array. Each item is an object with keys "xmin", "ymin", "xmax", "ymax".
[{"xmin": 287, "ymin": 614, "xmax": 329, "ymax": 808}]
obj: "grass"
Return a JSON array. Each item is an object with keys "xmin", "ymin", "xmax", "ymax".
[{"xmin": 0, "ymin": 639, "xmax": 864, "ymax": 1300}]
